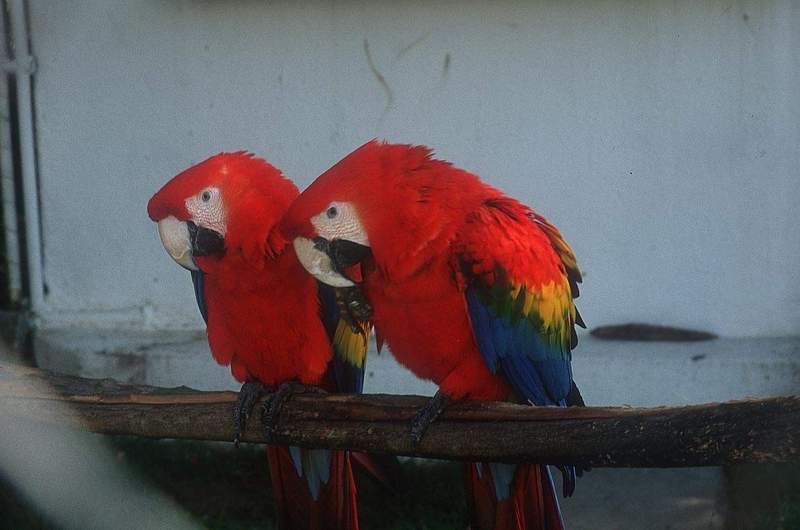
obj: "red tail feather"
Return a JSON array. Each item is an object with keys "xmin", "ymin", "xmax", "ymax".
[
  {"xmin": 350, "ymin": 452, "xmax": 403, "ymax": 492},
  {"xmin": 466, "ymin": 463, "xmax": 564, "ymax": 530},
  {"xmin": 266, "ymin": 446, "xmax": 359, "ymax": 530}
]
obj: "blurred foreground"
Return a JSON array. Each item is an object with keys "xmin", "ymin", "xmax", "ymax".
[
  {"xmin": 3, "ymin": 437, "xmax": 798, "ymax": 529},
  {"xmin": 4, "ymin": 331, "xmax": 797, "ymax": 528}
]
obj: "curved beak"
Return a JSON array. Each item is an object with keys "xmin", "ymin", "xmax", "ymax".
[
  {"xmin": 156, "ymin": 216, "xmax": 225, "ymax": 271},
  {"xmin": 293, "ymin": 236, "xmax": 371, "ymax": 287},
  {"xmin": 157, "ymin": 216, "xmax": 197, "ymax": 271},
  {"xmin": 318, "ymin": 238, "xmax": 372, "ymax": 280}
]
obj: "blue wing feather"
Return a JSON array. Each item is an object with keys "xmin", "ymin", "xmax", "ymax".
[
  {"xmin": 466, "ymin": 287, "xmax": 571, "ymax": 406},
  {"xmin": 190, "ymin": 270, "xmax": 208, "ymax": 324},
  {"xmin": 467, "ymin": 284, "xmax": 579, "ymax": 497}
]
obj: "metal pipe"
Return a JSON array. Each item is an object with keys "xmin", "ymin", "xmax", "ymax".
[
  {"xmin": 0, "ymin": 8, "xmax": 22, "ymax": 304},
  {"xmin": 9, "ymin": 0, "xmax": 43, "ymax": 314}
]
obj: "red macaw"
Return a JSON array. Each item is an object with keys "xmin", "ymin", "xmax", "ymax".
[
  {"xmin": 147, "ymin": 152, "xmax": 372, "ymax": 530},
  {"xmin": 281, "ymin": 141, "xmax": 587, "ymax": 530}
]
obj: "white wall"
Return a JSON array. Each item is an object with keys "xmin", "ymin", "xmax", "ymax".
[{"xmin": 29, "ymin": 0, "xmax": 800, "ymax": 337}]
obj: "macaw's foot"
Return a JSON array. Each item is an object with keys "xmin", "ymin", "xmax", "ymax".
[
  {"xmin": 261, "ymin": 382, "xmax": 327, "ymax": 443},
  {"xmin": 335, "ymin": 285, "xmax": 373, "ymax": 332},
  {"xmin": 410, "ymin": 390, "xmax": 450, "ymax": 448},
  {"xmin": 563, "ymin": 380, "xmax": 591, "ymax": 488},
  {"xmin": 233, "ymin": 381, "xmax": 269, "ymax": 447},
  {"xmin": 556, "ymin": 465, "xmax": 577, "ymax": 498}
]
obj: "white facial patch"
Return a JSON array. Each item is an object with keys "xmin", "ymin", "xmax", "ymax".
[
  {"xmin": 293, "ymin": 237, "xmax": 355, "ymax": 287},
  {"xmin": 157, "ymin": 216, "xmax": 197, "ymax": 271},
  {"xmin": 185, "ymin": 186, "xmax": 227, "ymax": 236},
  {"xmin": 310, "ymin": 201, "xmax": 369, "ymax": 246}
]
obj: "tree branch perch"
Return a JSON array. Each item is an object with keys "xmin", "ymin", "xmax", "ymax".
[{"xmin": 1, "ymin": 362, "xmax": 797, "ymax": 467}]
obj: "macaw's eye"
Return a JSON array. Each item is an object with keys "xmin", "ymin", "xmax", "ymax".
[
  {"xmin": 201, "ymin": 190, "xmax": 212, "ymax": 202},
  {"xmin": 326, "ymin": 206, "xmax": 338, "ymax": 219}
]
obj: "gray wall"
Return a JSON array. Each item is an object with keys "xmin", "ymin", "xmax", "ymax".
[{"xmin": 30, "ymin": 0, "xmax": 799, "ymax": 337}]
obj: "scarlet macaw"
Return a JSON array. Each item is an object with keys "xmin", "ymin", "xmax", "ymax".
[
  {"xmin": 147, "ymin": 152, "xmax": 372, "ymax": 530},
  {"xmin": 281, "ymin": 141, "xmax": 586, "ymax": 530}
]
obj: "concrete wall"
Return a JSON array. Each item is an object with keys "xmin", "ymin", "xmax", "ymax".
[{"xmin": 29, "ymin": 0, "xmax": 800, "ymax": 337}]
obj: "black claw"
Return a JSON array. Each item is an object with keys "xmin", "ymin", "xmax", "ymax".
[
  {"xmin": 234, "ymin": 381, "xmax": 268, "ymax": 447},
  {"xmin": 565, "ymin": 381, "xmax": 592, "ymax": 479},
  {"xmin": 261, "ymin": 382, "xmax": 327, "ymax": 443},
  {"xmin": 410, "ymin": 391, "xmax": 450, "ymax": 448},
  {"xmin": 557, "ymin": 464, "xmax": 577, "ymax": 497},
  {"xmin": 335, "ymin": 286, "xmax": 373, "ymax": 332},
  {"xmin": 550, "ymin": 381, "xmax": 590, "ymax": 497}
]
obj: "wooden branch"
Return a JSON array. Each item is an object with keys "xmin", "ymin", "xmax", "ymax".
[{"xmin": 1, "ymin": 362, "xmax": 797, "ymax": 467}]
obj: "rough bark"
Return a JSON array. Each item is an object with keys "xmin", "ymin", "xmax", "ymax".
[{"xmin": 1, "ymin": 362, "xmax": 797, "ymax": 466}]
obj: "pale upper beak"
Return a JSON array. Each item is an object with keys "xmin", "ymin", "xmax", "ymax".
[
  {"xmin": 157, "ymin": 216, "xmax": 198, "ymax": 271},
  {"xmin": 293, "ymin": 237, "xmax": 355, "ymax": 287}
]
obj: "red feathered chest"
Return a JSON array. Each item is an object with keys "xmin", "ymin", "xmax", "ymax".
[
  {"xmin": 363, "ymin": 255, "xmax": 511, "ymax": 401},
  {"xmin": 199, "ymin": 249, "xmax": 334, "ymax": 387}
]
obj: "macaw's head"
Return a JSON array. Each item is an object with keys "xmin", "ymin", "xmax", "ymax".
[
  {"xmin": 147, "ymin": 152, "xmax": 298, "ymax": 272},
  {"xmin": 281, "ymin": 140, "xmax": 472, "ymax": 287}
]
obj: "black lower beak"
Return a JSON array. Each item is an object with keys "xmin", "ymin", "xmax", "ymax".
[
  {"xmin": 187, "ymin": 221, "xmax": 225, "ymax": 257},
  {"xmin": 313, "ymin": 237, "xmax": 371, "ymax": 281}
]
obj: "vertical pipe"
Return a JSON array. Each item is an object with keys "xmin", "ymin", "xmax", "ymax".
[
  {"xmin": 0, "ymin": 4, "xmax": 22, "ymax": 304},
  {"xmin": 9, "ymin": 0, "xmax": 42, "ymax": 314},
  {"xmin": 0, "ymin": 72, "xmax": 22, "ymax": 303}
]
